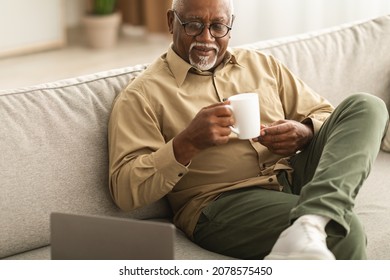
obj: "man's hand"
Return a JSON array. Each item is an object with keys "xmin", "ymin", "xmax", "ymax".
[
  {"xmin": 173, "ymin": 101, "xmax": 233, "ymax": 165},
  {"xmin": 254, "ymin": 120, "xmax": 314, "ymax": 156}
]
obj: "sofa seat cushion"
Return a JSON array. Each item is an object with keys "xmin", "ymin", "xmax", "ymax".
[
  {"xmin": 4, "ymin": 246, "xmax": 51, "ymax": 260},
  {"xmin": 355, "ymin": 151, "xmax": 390, "ymax": 259},
  {"xmin": 4, "ymin": 228, "xmax": 231, "ymax": 260},
  {"xmin": 381, "ymin": 124, "xmax": 390, "ymax": 152}
]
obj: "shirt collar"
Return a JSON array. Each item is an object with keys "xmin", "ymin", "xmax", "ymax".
[{"xmin": 166, "ymin": 45, "xmax": 241, "ymax": 87}]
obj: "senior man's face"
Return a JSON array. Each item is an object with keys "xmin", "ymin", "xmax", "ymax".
[{"xmin": 168, "ymin": 0, "xmax": 232, "ymax": 71}]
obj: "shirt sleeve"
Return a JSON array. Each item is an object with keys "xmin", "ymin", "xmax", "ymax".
[
  {"xmin": 269, "ymin": 55, "xmax": 334, "ymax": 135},
  {"xmin": 108, "ymin": 87, "xmax": 188, "ymax": 211}
]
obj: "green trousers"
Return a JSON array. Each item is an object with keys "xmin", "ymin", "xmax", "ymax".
[{"xmin": 193, "ymin": 93, "xmax": 389, "ymax": 260}]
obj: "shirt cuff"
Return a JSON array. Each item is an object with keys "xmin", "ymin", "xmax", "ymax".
[
  {"xmin": 303, "ymin": 117, "xmax": 324, "ymax": 135},
  {"xmin": 153, "ymin": 140, "xmax": 189, "ymax": 183}
]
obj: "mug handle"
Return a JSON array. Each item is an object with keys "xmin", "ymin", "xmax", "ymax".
[{"xmin": 225, "ymin": 104, "xmax": 239, "ymax": 135}]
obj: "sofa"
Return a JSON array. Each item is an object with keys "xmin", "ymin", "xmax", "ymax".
[{"xmin": 1, "ymin": 14, "xmax": 389, "ymax": 260}]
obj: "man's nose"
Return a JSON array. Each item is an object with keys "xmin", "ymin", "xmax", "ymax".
[{"xmin": 196, "ymin": 26, "xmax": 215, "ymax": 42}]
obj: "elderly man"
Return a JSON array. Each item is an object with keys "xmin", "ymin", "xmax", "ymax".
[{"xmin": 108, "ymin": 0, "xmax": 388, "ymax": 259}]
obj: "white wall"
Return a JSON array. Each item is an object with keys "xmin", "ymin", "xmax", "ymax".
[
  {"xmin": 230, "ymin": 0, "xmax": 390, "ymax": 46},
  {"xmin": 62, "ymin": 0, "xmax": 390, "ymax": 46},
  {"xmin": 0, "ymin": 0, "xmax": 65, "ymax": 57}
]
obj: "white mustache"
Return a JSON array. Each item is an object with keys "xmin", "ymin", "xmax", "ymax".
[{"xmin": 190, "ymin": 42, "xmax": 220, "ymax": 53}]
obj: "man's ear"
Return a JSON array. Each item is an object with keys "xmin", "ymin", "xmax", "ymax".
[{"xmin": 167, "ymin": 10, "xmax": 174, "ymax": 34}]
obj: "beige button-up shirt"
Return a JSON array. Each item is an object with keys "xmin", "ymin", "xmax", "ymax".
[{"xmin": 108, "ymin": 46, "xmax": 334, "ymax": 239}]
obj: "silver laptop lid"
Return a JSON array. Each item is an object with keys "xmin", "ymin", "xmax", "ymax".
[{"xmin": 50, "ymin": 212, "xmax": 175, "ymax": 260}]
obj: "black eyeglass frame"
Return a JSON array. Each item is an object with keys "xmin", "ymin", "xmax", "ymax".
[{"xmin": 173, "ymin": 10, "xmax": 233, "ymax": 39}]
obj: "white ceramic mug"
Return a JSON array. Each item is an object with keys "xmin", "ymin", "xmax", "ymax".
[{"xmin": 227, "ymin": 93, "xmax": 261, "ymax": 139}]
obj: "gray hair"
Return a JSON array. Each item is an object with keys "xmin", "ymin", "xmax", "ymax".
[{"xmin": 171, "ymin": 0, "xmax": 235, "ymax": 16}]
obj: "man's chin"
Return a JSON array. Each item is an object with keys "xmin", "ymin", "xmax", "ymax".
[{"xmin": 190, "ymin": 55, "xmax": 217, "ymax": 71}]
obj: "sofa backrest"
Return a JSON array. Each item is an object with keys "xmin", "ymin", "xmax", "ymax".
[
  {"xmin": 1, "ymin": 15, "xmax": 389, "ymax": 259},
  {"xmin": 243, "ymin": 14, "xmax": 390, "ymax": 109},
  {"xmin": 0, "ymin": 65, "xmax": 173, "ymax": 258}
]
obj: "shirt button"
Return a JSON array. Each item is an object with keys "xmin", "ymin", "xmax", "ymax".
[{"xmin": 268, "ymin": 178, "xmax": 274, "ymax": 183}]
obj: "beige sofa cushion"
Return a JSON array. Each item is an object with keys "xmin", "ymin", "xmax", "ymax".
[
  {"xmin": 244, "ymin": 15, "xmax": 390, "ymax": 104},
  {"xmin": 381, "ymin": 125, "xmax": 390, "ymax": 152},
  {"xmin": 243, "ymin": 15, "xmax": 390, "ymax": 152},
  {"xmin": 0, "ymin": 65, "xmax": 175, "ymax": 258}
]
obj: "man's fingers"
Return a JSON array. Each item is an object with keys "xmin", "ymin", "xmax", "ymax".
[
  {"xmin": 204, "ymin": 100, "xmax": 230, "ymax": 109},
  {"xmin": 262, "ymin": 122, "xmax": 291, "ymax": 135}
]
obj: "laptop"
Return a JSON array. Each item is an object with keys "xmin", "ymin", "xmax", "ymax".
[{"xmin": 50, "ymin": 212, "xmax": 175, "ymax": 260}]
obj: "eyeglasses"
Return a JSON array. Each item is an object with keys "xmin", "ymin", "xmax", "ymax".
[{"xmin": 173, "ymin": 10, "xmax": 232, "ymax": 39}]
